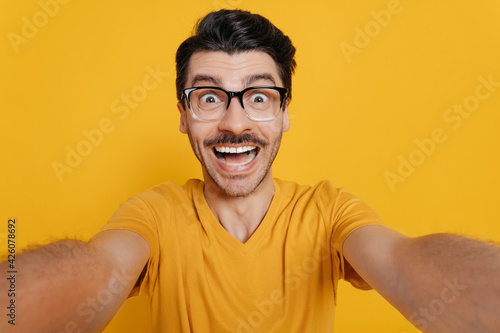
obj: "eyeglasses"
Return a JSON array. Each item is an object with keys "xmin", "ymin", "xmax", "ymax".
[{"xmin": 182, "ymin": 86, "xmax": 288, "ymax": 122}]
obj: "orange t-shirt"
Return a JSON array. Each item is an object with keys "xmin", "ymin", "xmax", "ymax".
[{"xmin": 100, "ymin": 178, "xmax": 384, "ymax": 332}]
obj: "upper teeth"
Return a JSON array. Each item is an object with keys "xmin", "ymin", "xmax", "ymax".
[{"xmin": 214, "ymin": 146, "xmax": 257, "ymax": 154}]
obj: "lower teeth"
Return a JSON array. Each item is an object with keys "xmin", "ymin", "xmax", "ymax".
[{"xmin": 217, "ymin": 150, "xmax": 257, "ymax": 166}]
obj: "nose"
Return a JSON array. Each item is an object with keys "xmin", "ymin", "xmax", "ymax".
[{"xmin": 217, "ymin": 96, "xmax": 253, "ymax": 135}]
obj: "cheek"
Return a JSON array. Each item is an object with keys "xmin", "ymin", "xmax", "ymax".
[
  {"xmin": 263, "ymin": 119, "xmax": 284, "ymax": 137},
  {"xmin": 187, "ymin": 122, "xmax": 215, "ymax": 145}
]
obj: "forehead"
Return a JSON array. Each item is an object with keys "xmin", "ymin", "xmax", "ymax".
[{"xmin": 186, "ymin": 51, "xmax": 282, "ymax": 88}]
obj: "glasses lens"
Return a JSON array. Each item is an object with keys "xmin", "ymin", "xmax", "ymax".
[
  {"xmin": 243, "ymin": 88, "xmax": 282, "ymax": 120},
  {"xmin": 190, "ymin": 88, "xmax": 227, "ymax": 120}
]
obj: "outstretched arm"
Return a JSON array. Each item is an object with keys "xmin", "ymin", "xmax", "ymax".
[
  {"xmin": 0, "ymin": 230, "xmax": 149, "ymax": 333},
  {"xmin": 343, "ymin": 225, "xmax": 500, "ymax": 333}
]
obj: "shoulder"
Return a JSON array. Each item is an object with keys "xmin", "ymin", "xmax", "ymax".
[
  {"xmin": 110, "ymin": 179, "xmax": 202, "ymax": 219},
  {"xmin": 274, "ymin": 179, "xmax": 356, "ymax": 211},
  {"xmin": 274, "ymin": 179, "xmax": 379, "ymax": 214},
  {"xmin": 273, "ymin": 178, "xmax": 343, "ymax": 199},
  {"xmin": 133, "ymin": 178, "xmax": 203, "ymax": 203}
]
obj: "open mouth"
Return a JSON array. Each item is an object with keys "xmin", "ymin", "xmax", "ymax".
[{"xmin": 213, "ymin": 146, "xmax": 259, "ymax": 166}]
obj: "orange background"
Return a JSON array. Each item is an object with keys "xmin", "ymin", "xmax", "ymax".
[{"xmin": 1, "ymin": 0, "xmax": 500, "ymax": 332}]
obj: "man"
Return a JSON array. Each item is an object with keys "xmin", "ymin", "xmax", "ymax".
[{"xmin": 1, "ymin": 9, "xmax": 499, "ymax": 333}]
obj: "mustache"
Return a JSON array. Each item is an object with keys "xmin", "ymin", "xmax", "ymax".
[{"xmin": 204, "ymin": 133, "xmax": 269, "ymax": 147}]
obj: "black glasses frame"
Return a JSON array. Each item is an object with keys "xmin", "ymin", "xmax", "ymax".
[{"xmin": 182, "ymin": 86, "xmax": 288, "ymax": 111}]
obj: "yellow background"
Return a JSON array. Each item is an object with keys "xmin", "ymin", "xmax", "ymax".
[{"xmin": 1, "ymin": 0, "xmax": 500, "ymax": 332}]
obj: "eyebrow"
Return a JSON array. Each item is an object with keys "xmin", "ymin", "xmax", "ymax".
[
  {"xmin": 191, "ymin": 75, "xmax": 223, "ymax": 87},
  {"xmin": 190, "ymin": 73, "xmax": 277, "ymax": 88},
  {"xmin": 244, "ymin": 73, "xmax": 276, "ymax": 87}
]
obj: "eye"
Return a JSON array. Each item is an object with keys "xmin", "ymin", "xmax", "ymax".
[
  {"xmin": 250, "ymin": 93, "xmax": 269, "ymax": 103},
  {"xmin": 200, "ymin": 94, "xmax": 221, "ymax": 104}
]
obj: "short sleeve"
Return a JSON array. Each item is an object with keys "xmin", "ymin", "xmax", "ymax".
[
  {"xmin": 98, "ymin": 189, "xmax": 168, "ymax": 296},
  {"xmin": 316, "ymin": 181, "xmax": 385, "ymax": 290}
]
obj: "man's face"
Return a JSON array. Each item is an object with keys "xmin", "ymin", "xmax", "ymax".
[{"xmin": 177, "ymin": 51, "xmax": 290, "ymax": 197}]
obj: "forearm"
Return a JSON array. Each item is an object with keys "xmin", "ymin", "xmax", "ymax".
[
  {"xmin": 0, "ymin": 239, "xmax": 128, "ymax": 333},
  {"xmin": 398, "ymin": 233, "xmax": 500, "ymax": 333}
]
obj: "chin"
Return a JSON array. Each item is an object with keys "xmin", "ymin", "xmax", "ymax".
[
  {"xmin": 210, "ymin": 173, "xmax": 269, "ymax": 198},
  {"xmin": 215, "ymin": 179, "xmax": 259, "ymax": 198}
]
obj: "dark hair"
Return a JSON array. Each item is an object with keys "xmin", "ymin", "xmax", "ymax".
[{"xmin": 175, "ymin": 9, "xmax": 296, "ymax": 102}]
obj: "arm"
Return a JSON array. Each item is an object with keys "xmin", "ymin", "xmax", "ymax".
[
  {"xmin": 343, "ymin": 225, "xmax": 500, "ymax": 333},
  {"xmin": 0, "ymin": 230, "xmax": 149, "ymax": 333}
]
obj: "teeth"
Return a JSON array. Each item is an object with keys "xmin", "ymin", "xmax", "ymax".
[
  {"xmin": 216, "ymin": 148, "xmax": 257, "ymax": 166},
  {"xmin": 214, "ymin": 146, "xmax": 257, "ymax": 154}
]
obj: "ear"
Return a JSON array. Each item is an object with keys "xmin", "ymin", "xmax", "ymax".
[
  {"xmin": 178, "ymin": 101, "xmax": 188, "ymax": 134},
  {"xmin": 282, "ymin": 99, "xmax": 290, "ymax": 132}
]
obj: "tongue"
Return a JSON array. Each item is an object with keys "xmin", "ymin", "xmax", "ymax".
[{"xmin": 224, "ymin": 152, "xmax": 248, "ymax": 165}]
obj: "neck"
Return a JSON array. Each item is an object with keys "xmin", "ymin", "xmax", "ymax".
[{"xmin": 203, "ymin": 174, "xmax": 275, "ymax": 243}]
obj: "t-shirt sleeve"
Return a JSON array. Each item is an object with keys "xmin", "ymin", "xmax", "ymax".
[
  {"xmin": 98, "ymin": 189, "xmax": 167, "ymax": 296},
  {"xmin": 316, "ymin": 181, "xmax": 385, "ymax": 290}
]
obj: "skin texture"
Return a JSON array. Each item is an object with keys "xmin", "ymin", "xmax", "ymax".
[
  {"xmin": 0, "ymin": 230, "xmax": 150, "ymax": 333},
  {"xmin": 343, "ymin": 225, "xmax": 500, "ymax": 333}
]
